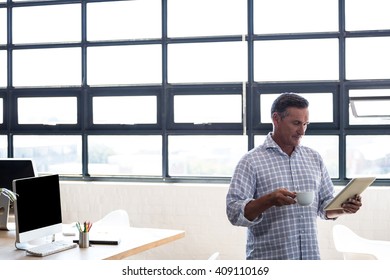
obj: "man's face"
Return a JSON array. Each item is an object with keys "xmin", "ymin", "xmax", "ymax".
[{"xmin": 273, "ymin": 107, "xmax": 310, "ymax": 148}]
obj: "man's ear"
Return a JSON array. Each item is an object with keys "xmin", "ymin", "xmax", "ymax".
[{"xmin": 272, "ymin": 112, "xmax": 280, "ymax": 125}]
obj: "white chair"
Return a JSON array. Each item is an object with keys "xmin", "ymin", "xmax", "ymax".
[
  {"xmin": 94, "ymin": 209, "xmax": 130, "ymax": 228},
  {"xmin": 332, "ymin": 224, "xmax": 390, "ymax": 260}
]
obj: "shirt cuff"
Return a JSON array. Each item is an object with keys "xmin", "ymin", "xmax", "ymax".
[{"xmin": 237, "ymin": 198, "xmax": 263, "ymax": 227}]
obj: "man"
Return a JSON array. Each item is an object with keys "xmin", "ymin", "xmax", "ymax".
[{"xmin": 226, "ymin": 92, "xmax": 362, "ymax": 260}]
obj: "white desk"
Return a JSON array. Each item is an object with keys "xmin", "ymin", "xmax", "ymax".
[{"xmin": 0, "ymin": 225, "xmax": 185, "ymax": 260}]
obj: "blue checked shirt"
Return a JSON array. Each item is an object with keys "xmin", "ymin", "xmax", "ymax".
[{"xmin": 226, "ymin": 133, "xmax": 335, "ymax": 260}]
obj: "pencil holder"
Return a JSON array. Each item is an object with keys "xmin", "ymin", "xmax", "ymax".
[{"xmin": 79, "ymin": 231, "xmax": 90, "ymax": 248}]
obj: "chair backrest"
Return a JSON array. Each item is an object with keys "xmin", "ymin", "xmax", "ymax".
[
  {"xmin": 333, "ymin": 224, "xmax": 364, "ymax": 252},
  {"xmin": 332, "ymin": 224, "xmax": 377, "ymax": 260},
  {"xmin": 94, "ymin": 209, "xmax": 130, "ymax": 228}
]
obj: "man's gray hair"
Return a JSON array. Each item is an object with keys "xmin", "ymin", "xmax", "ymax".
[{"xmin": 271, "ymin": 92, "xmax": 309, "ymax": 118}]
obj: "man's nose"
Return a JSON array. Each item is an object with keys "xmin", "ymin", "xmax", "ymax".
[{"xmin": 297, "ymin": 124, "xmax": 306, "ymax": 135}]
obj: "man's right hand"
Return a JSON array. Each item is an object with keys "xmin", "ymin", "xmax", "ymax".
[
  {"xmin": 244, "ymin": 188, "xmax": 296, "ymax": 221},
  {"xmin": 270, "ymin": 188, "xmax": 297, "ymax": 207}
]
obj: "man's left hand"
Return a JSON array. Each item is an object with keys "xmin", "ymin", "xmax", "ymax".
[
  {"xmin": 341, "ymin": 195, "xmax": 362, "ymax": 214},
  {"xmin": 326, "ymin": 195, "xmax": 362, "ymax": 219}
]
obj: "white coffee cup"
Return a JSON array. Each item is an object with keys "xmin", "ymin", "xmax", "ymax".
[{"xmin": 296, "ymin": 191, "xmax": 314, "ymax": 206}]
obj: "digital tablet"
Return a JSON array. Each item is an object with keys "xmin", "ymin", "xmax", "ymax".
[{"xmin": 325, "ymin": 177, "xmax": 376, "ymax": 211}]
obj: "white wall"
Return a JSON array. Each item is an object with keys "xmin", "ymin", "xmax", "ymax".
[{"xmin": 60, "ymin": 182, "xmax": 390, "ymax": 260}]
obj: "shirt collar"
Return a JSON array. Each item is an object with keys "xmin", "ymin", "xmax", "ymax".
[{"xmin": 263, "ymin": 132, "xmax": 301, "ymax": 155}]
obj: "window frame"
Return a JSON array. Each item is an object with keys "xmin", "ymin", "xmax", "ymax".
[
  {"xmin": 0, "ymin": 0, "xmax": 389, "ymax": 185},
  {"xmin": 167, "ymin": 84, "xmax": 244, "ymax": 132}
]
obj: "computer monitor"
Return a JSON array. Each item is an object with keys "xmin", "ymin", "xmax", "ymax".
[
  {"xmin": 12, "ymin": 174, "xmax": 63, "ymax": 249},
  {"xmin": 0, "ymin": 158, "xmax": 36, "ymax": 230}
]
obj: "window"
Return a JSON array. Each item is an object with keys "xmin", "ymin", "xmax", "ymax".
[
  {"xmin": 168, "ymin": 42, "xmax": 246, "ymax": 83},
  {"xmin": 254, "ymin": 39, "xmax": 339, "ymax": 82},
  {"xmin": 168, "ymin": 135, "xmax": 247, "ymax": 177},
  {"xmin": 346, "ymin": 135, "xmax": 390, "ymax": 178},
  {"xmin": 87, "ymin": 45, "xmax": 162, "ymax": 86},
  {"xmin": 345, "ymin": 0, "xmax": 390, "ymax": 31},
  {"xmin": 0, "ymin": 51, "xmax": 6, "ymax": 87},
  {"xmin": 0, "ymin": 8, "xmax": 6, "ymax": 44},
  {"xmin": 349, "ymin": 89, "xmax": 390, "ymax": 125},
  {"xmin": 1, "ymin": 0, "xmax": 389, "ymax": 184},
  {"xmin": 174, "ymin": 95, "xmax": 242, "ymax": 124},
  {"xmin": 88, "ymin": 135, "xmax": 162, "ymax": 177},
  {"xmin": 18, "ymin": 97, "xmax": 77, "ymax": 125},
  {"xmin": 93, "ymin": 96, "xmax": 157, "ymax": 125},
  {"xmin": 13, "ymin": 135, "xmax": 82, "ymax": 175},
  {"xmin": 0, "ymin": 135, "xmax": 6, "ymax": 158},
  {"xmin": 254, "ymin": 0, "xmax": 338, "ymax": 34},
  {"xmin": 0, "ymin": 97, "xmax": 3, "ymax": 124},
  {"xmin": 12, "ymin": 4, "xmax": 81, "ymax": 44},
  {"xmin": 168, "ymin": 0, "xmax": 246, "ymax": 37},
  {"xmin": 87, "ymin": 0, "xmax": 161, "ymax": 41},
  {"xmin": 346, "ymin": 37, "xmax": 390, "ymax": 80},
  {"xmin": 13, "ymin": 48, "xmax": 81, "ymax": 87}
]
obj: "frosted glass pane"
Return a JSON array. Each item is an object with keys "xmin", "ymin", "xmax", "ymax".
[
  {"xmin": 13, "ymin": 48, "xmax": 81, "ymax": 87},
  {"xmin": 169, "ymin": 135, "xmax": 247, "ymax": 176},
  {"xmin": 347, "ymin": 135, "xmax": 390, "ymax": 178},
  {"xmin": 254, "ymin": 39, "xmax": 339, "ymax": 81},
  {"xmin": 0, "ymin": 51, "xmax": 6, "ymax": 87},
  {"xmin": 88, "ymin": 135, "xmax": 162, "ymax": 176},
  {"xmin": 14, "ymin": 135, "xmax": 82, "ymax": 175},
  {"xmin": 0, "ymin": 98, "xmax": 3, "ymax": 123},
  {"xmin": 346, "ymin": 0, "xmax": 390, "ymax": 31},
  {"xmin": 87, "ymin": 0, "xmax": 161, "ymax": 41},
  {"xmin": 0, "ymin": 8, "xmax": 6, "ymax": 44},
  {"xmin": 18, "ymin": 97, "xmax": 77, "ymax": 125},
  {"xmin": 168, "ymin": 42, "xmax": 246, "ymax": 83},
  {"xmin": 0, "ymin": 135, "xmax": 7, "ymax": 158},
  {"xmin": 254, "ymin": 0, "xmax": 338, "ymax": 34},
  {"xmin": 87, "ymin": 45, "xmax": 161, "ymax": 85},
  {"xmin": 93, "ymin": 96, "xmax": 157, "ymax": 124},
  {"xmin": 349, "ymin": 89, "xmax": 390, "ymax": 125},
  {"xmin": 168, "ymin": 0, "xmax": 246, "ymax": 37},
  {"xmin": 174, "ymin": 95, "xmax": 242, "ymax": 123},
  {"xmin": 346, "ymin": 37, "xmax": 390, "ymax": 80},
  {"xmin": 13, "ymin": 4, "xmax": 81, "ymax": 44}
]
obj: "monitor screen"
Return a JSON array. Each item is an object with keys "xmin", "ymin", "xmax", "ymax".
[
  {"xmin": 12, "ymin": 174, "xmax": 62, "ymax": 246},
  {"xmin": 0, "ymin": 158, "xmax": 36, "ymax": 230},
  {"xmin": 0, "ymin": 158, "xmax": 36, "ymax": 191}
]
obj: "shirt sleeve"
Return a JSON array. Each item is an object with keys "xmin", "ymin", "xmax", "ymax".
[
  {"xmin": 316, "ymin": 153, "xmax": 336, "ymax": 220},
  {"xmin": 226, "ymin": 156, "xmax": 263, "ymax": 227}
]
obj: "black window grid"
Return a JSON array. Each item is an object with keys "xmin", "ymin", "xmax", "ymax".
[{"xmin": 0, "ymin": 0, "xmax": 389, "ymax": 185}]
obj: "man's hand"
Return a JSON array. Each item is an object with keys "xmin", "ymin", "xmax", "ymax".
[
  {"xmin": 326, "ymin": 195, "xmax": 362, "ymax": 219},
  {"xmin": 341, "ymin": 195, "xmax": 362, "ymax": 214},
  {"xmin": 244, "ymin": 188, "xmax": 296, "ymax": 221},
  {"xmin": 270, "ymin": 188, "xmax": 297, "ymax": 207}
]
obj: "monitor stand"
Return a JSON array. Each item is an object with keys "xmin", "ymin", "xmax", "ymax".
[
  {"xmin": 15, "ymin": 234, "xmax": 56, "ymax": 251},
  {"xmin": 0, "ymin": 195, "xmax": 11, "ymax": 230}
]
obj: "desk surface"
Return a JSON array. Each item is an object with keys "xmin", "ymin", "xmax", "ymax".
[{"xmin": 0, "ymin": 224, "xmax": 185, "ymax": 260}]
